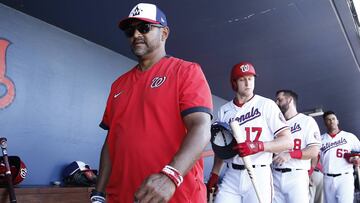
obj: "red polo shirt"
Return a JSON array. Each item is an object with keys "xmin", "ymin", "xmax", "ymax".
[{"xmin": 100, "ymin": 56, "xmax": 213, "ymax": 202}]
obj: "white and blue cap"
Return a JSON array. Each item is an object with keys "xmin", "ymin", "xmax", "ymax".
[
  {"xmin": 118, "ymin": 3, "xmax": 168, "ymax": 30},
  {"xmin": 62, "ymin": 161, "xmax": 91, "ymax": 177}
]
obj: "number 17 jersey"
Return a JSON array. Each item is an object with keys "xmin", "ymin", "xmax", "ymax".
[{"xmin": 218, "ymin": 95, "xmax": 289, "ymax": 165}]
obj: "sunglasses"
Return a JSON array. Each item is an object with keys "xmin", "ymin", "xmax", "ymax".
[{"xmin": 124, "ymin": 23, "xmax": 164, "ymax": 38}]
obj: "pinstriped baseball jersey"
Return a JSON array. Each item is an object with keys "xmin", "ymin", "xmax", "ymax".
[
  {"xmin": 277, "ymin": 113, "xmax": 321, "ymax": 170},
  {"xmin": 218, "ymin": 94, "xmax": 289, "ymax": 165},
  {"xmin": 320, "ymin": 131, "xmax": 360, "ymax": 174}
]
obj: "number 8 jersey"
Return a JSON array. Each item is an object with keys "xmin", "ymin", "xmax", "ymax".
[{"xmin": 218, "ymin": 95, "xmax": 289, "ymax": 165}]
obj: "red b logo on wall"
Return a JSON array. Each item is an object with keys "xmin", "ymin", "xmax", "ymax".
[{"xmin": 0, "ymin": 39, "xmax": 15, "ymax": 109}]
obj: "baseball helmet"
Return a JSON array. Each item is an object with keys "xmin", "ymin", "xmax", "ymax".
[
  {"xmin": 210, "ymin": 122, "xmax": 237, "ymax": 159},
  {"xmin": 230, "ymin": 62, "xmax": 256, "ymax": 91},
  {"xmin": 0, "ymin": 156, "xmax": 27, "ymax": 185}
]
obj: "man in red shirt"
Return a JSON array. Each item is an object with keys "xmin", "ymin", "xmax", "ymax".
[{"xmin": 91, "ymin": 3, "xmax": 213, "ymax": 203}]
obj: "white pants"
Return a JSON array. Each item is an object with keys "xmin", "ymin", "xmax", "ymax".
[
  {"xmin": 309, "ymin": 170, "xmax": 324, "ymax": 203},
  {"xmin": 215, "ymin": 166, "xmax": 273, "ymax": 203},
  {"xmin": 323, "ymin": 172, "xmax": 354, "ymax": 203},
  {"xmin": 272, "ymin": 169, "xmax": 309, "ymax": 203}
]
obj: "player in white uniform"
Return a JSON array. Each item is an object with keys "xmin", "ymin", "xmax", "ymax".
[
  {"xmin": 320, "ymin": 111, "xmax": 360, "ymax": 203},
  {"xmin": 272, "ymin": 90, "xmax": 321, "ymax": 203},
  {"xmin": 206, "ymin": 62, "xmax": 293, "ymax": 203}
]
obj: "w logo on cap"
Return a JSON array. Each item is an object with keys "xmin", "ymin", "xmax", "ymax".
[
  {"xmin": 240, "ymin": 64, "xmax": 250, "ymax": 72},
  {"xmin": 130, "ymin": 6, "xmax": 143, "ymax": 16}
]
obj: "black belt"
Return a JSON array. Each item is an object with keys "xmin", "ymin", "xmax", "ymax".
[
  {"xmin": 325, "ymin": 172, "xmax": 349, "ymax": 177},
  {"xmin": 274, "ymin": 168, "xmax": 303, "ymax": 173},
  {"xmin": 314, "ymin": 168, "xmax": 320, "ymax": 172},
  {"xmin": 229, "ymin": 163, "xmax": 266, "ymax": 170}
]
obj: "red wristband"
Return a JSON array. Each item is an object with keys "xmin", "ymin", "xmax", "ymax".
[
  {"xmin": 160, "ymin": 165, "xmax": 183, "ymax": 187},
  {"xmin": 289, "ymin": 150, "xmax": 302, "ymax": 159},
  {"xmin": 308, "ymin": 167, "xmax": 314, "ymax": 176}
]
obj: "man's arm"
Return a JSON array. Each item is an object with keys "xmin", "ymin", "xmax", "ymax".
[
  {"xmin": 210, "ymin": 155, "xmax": 224, "ymax": 175},
  {"xmin": 233, "ymin": 128, "xmax": 293, "ymax": 157},
  {"xmin": 300, "ymin": 145, "xmax": 320, "ymax": 159},
  {"xmin": 264, "ymin": 128, "xmax": 293, "ymax": 153},
  {"xmin": 134, "ymin": 111, "xmax": 211, "ymax": 202},
  {"xmin": 206, "ymin": 155, "xmax": 223, "ymax": 199},
  {"xmin": 170, "ymin": 112, "xmax": 212, "ymax": 174},
  {"xmin": 95, "ymin": 134, "xmax": 112, "ymax": 193},
  {"xmin": 273, "ymin": 145, "xmax": 320, "ymax": 166}
]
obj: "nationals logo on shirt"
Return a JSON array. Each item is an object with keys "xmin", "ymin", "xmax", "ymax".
[
  {"xmin": 321, "ymin": 137, "xmax": 347, "ymax": 153},
  {"xmin": 150, "ymin": 76, "xmax": 166, "ymax": 88},
  {"xmin": 290, "ymin": 123, "xmax": 301, "ymax": 134},
  {"xmin": 231, "ymin": 107, "xmax": 261, "ymax": 125}
]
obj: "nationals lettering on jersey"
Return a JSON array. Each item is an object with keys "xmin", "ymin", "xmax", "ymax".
[
  {"xmin": 320, "ymin": 131, "xmax": 360, "ymax": 174},
  {"xmin": 290, "ymin": 123, "xmax": 301, "ymax": 133},
  {"xmin": 320, "ymin": 137, "xmax": 347, "ymax": 153},
  {"xmin": 231, "ymin": 107, "xmax": 261, "ymax": 125},
  {"xmin": 218, "ymin": 95, "xmax": 288, "ymax": 165},
  {"xmin": 277, "ymin": 113, "xmax": 321, "ymax": 170}
]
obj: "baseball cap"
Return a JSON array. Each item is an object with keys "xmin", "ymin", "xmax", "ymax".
[
  {"xmin": 62, "ymin": 161, "xmax": 91, "ymax": 177},
  {"xmin": 118, "ymin": 3, "xmax": 168, "ymax": 30},
  {"xmin": 231, "ymin": 62, "xmax": 257, "ymax": 79}
]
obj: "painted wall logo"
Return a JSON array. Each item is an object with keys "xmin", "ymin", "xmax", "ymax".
[{"xmin": 0, "ymin": 39, "xmax": 15, "ymax": 109}]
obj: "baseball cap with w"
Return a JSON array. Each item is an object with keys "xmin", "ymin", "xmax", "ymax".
[{"xmin": 118, "ymin": 3, "xmax": 168, "ymax": 30}]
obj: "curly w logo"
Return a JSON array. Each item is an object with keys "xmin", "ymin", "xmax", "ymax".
[
  {"xmin": 0, "ymin": 39, "xmax": 15, "ymax": 109},
  {"xmin": 150, "ymin": 76, "xmax": 166, "ymax": 88}
]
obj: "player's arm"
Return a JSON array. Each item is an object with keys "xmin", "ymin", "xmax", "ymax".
[
  {"xmin": 134, "ymin": 112, "xmax": 211, "ymax": 202},
  {"xmin": 344, "ymin": 152, "xmax": 360, "ymax": 166},
  {"xmin": 234, "ymin": 128, "xmax": 293, "ymax": 157},
  {"xmin": 298, "ymin": 145, "xmax": 320, "ymax": 160},
  {"xmin": 208, "ymin": 156, "xmax": 224, "ymax": 187},
  {"xmin": 308, "ymin": 154, "xmax": 320, "ymax": 177},
  {"xmin": 206, "ymin": 155, "xmax": 223, "ymax": 199},
  {"xmin": 210, "ymin": 155, "xmax": 224, "ymax": 175},
  {"xmin": 310, "ymin": 154, "xmax": 319, "ymax": 168},
  {"xmin": 91, "ymin": 134, "xmax": 111, "ymax": 202},
  {"xmin": 263, "ymin": 128, "xmax": 293, "ymax": 153}
]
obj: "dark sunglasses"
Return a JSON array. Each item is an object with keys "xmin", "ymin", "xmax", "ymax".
[{"xmin": 124, "ymin": 23, "xmax": 164, "ymax": 38}]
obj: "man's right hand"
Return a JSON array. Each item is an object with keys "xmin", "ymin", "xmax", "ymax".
[
  {"xmin": 206, "ymin": 172, "xmax": 219, "ymax": 200},
  {"xmin": 233, "ymin": 141, "xmax": 264, "ymax": 157},
  {"xmin": 134, "ymin": 173, "xmax": 176, "ymax": 202}
]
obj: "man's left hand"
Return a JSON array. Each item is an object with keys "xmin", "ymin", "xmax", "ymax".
[
  {"xmin": 350, "ymin": 156, "xmax": 360, "ymax": 166},
  {"xmin": 272, "ymin": 152, "xmax": 291, "ymax": 166},
  {"xmin": 233, "ymin": 141, "xmax": 264, "ymax": 157},
  {"xmin": 134, "ymin": 173, "xmax": 176, "ymax": 203}
]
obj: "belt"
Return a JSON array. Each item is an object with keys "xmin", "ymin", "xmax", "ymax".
[
  {"xmin": 274, "ymin": 168, "xmax": 303, "ymax": 173},
  {"xmin": 228, "ymin": 163, "xmax": 266, "ymax": 170},
  {"xmin": 325, "ymin": 172, "xmax": 349, "ymax": 177},
  {"xmin": 314, "ymin": 168, "xmax": 320, "ymax": 172}
]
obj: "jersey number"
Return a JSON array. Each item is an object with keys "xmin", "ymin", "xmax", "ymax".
[
  {"xmin": 293, "ymin": 138, "xmax": 302, "ymax": 150},
  {"xmin": 245, "ymin": 127, "xmax": 262, "ymax": 141},
  {"xmin": 336, "ymin": 148, "xmax": 349, "ymax": 158}
]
